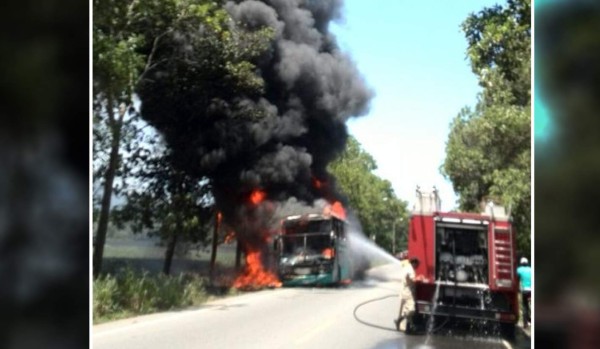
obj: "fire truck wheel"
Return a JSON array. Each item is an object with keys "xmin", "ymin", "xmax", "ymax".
[
  {"xmin": 407, "ymin": 313, "xmax": 426, "ymax": 335},
  {"xmin": 500, "ymin": 323, "xmax": 515, "ymax": 340}
]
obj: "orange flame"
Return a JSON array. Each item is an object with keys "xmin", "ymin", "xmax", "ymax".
[
  {"xmin": 322, "ymin": 247, "xmax": 334, "ymax": 259},
  {"xmin": 224, "ymin": 231, "xmax": 236, "ymax": 244},
  {"xmin": 249, "ymin": 189, "xmax": 266, "ymax": 205},
  {"xmin": 312, "ymin": 177, "xmax": 324, "ymax": 189},
  {"xmin": 331, "ymin": 201, "xmax": 346, "ymax": 219},
  {"xmin": 233, "ymin": 249, "xmax": 282, "ymax": 289},
  {"xmin": 323, "ymin": 201, "xmax": 346, "ymax": 220}
]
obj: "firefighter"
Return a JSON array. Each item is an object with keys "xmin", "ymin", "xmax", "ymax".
[
  {"xmin": 394, "ymin": 257, "xmax": 422, "ymax": 332},
  {"xmin": 516, "ymin": 257, "xmax": 531, "ymax": 328}
]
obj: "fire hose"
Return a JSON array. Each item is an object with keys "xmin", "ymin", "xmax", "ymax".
[
  {"xmin": 352, "ymin": 294, "xmax": 399, "ymax": 332},
  {"xmin": 352, "ymin": 293, "xmax": 449, "ymax": 334}
]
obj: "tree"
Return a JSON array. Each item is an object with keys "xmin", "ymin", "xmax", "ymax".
[
  {"xmin": 441, "ymin": 0, "xmax": 531, "ymax": 254},
  {"xmin": 134, "ymin": 3, "xmax": 274, "ymax": 182},
  {"xmin": 462, "ymin": 0, "xmax": 530, "ymax": 108},
  {"xmin": 115, "ymin": 143, "xmax": 214, "ymax": 275},
  {"xmin": 93, "ymin": 0, "xmax": 272, "ymax": 277},
  {"xmin": 329, "ymin": 136, "xmax": 409, "ymax": 253},
  {"xmin": 93, "ymin": 0, "xmax": 145, "ymax": 277}
]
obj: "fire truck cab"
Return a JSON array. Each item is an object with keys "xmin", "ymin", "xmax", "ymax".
[{"xmin": 408, "ymin": 188, "xmax": 519, "ymax": 335}]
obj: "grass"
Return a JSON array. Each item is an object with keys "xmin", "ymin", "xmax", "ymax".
[
  {"xmin": 95, "ymin": 231, "xmax": 241, "ymax": 324},
  {"xmin": 93, "ymin": 267, "xmax": 241, "ymax": 324},
  {"xmin": 103, "ymin": 237, "xmax": 237, "ymax": 264}
]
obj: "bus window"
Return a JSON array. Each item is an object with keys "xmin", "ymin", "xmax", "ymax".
[
  {"xmin": 284, "ymin": 219, "xmax": 332, "ymax": 235},
  {"xmin": 306, "ymin": 234, "xmax": 331, "ymax": 253},
  {"xmin": 282, "ymin": 235, "xmax": 304, "ymax": 256}
]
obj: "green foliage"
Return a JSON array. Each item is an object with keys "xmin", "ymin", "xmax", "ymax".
[
  {"xmin": 93, "ymin": 0, "xmax": 274, "ymax": 195},
  {"xmin": 462, "ymin": 0, "xmax": 530, "ymax": 107},
  {"xmin": 444, "ymin": 105, "xmax": 530, "ymax": 210},
  {"xmin": 93, "ymin": 275, "xmax": 120, "ymax": 317},
  {"xmin": 93, "ymin": 268, "xmax": 210, "ymax": 322},
  {"xmin": 110, "ymin": 134, "xmax": 215, "ymax": 275},
  {"xmin": 114, "ymin": 146, "xmax": 214, "ymax": 249},
  {"xmin": 93, "ymin": 30, "xmax": 144, "ymax": 100},
  {"xmin": 329, "ymin": 136, "xmax": 409, "ymax": 253},
  {"xmin": 93, "ymin": 0, "xmax": 272, "ymax": 275},
  {"xmin": 442, "ymin": 0, "xmax": 531, "ymax": 255},
  {"xmin": 132, "ymin": 0, "xmax": 275, "ymax": 183}
]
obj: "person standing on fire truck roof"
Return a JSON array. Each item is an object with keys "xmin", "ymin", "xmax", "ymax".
[
  {"xmin": 516, "ymin": 257, "xmax": 531, "ymax": 329},
  {"xmin": 394, "ymin": 257, "xmax": 423, "ymax": 332}
]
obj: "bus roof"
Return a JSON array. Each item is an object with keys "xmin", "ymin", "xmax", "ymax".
[{"xmin": 284, "ymin": 213, "xmax": 345, "ymax": 222}]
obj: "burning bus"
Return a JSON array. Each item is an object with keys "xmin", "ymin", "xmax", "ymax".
[
  {"xmin": 407, "ymin": 188, "xmax": 519, "ymax": 336},
  {"xmin": 274, "ymin": 210, "xmax": 353, "ymax": 286}
]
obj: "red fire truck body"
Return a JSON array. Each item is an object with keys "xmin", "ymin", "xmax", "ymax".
[{"xmin": 408, "ymin": 189, "xmax": 519, "ymax": 332}]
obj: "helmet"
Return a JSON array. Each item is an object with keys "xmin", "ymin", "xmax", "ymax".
[{"xmin": 520, "ymin": 257, "xmax": 529, "ymax": 265}]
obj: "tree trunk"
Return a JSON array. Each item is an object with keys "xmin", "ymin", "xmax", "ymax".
[
  {"xmin": 209, "ymin": 211, "xmax": 221, "ymax": 282},
  {"xmin": 93, "ymin": 98, "xmax": 125, "ymax": 278},
  {"xmin": 163, "ymin": 231, "xmax": 178, "ymax": 275},
  {"xmin": 164, "ymin": 179, "xmax": 185, "ymax": 275}
]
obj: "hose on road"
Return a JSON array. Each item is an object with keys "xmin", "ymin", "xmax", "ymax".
[
  {"xmin": 352, "ymin": 294, "xmax": 399, "ymax": 332},
  {"xmin": 352, "ymin": 293, "xmax": 450, "ymax": 334}
]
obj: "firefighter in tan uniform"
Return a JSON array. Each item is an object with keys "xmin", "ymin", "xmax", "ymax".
[{"xmin": 394, "ymin": 257, "xmax": 422, "ymax": 332}]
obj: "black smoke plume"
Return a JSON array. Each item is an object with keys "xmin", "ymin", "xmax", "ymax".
[{"xmin": 137, "ymin": 0, "xmax": 372, "ymax": 248}]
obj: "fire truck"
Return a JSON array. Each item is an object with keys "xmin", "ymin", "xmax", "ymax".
[
  {"xmin": 407, "ymin": 188, "xmax": 519, "ymax": 336},
  {"xmin": 273, "ymin": 212, "xmax": 353, "ymax": 286}
]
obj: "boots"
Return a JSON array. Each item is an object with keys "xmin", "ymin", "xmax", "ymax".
[
  {"xmin": 394, "ymin": 316, "xmax": 406, "ymax": 331},
  {"xmin": 393, "ymin": 318, "xmax": 400, "ymax": 331}
]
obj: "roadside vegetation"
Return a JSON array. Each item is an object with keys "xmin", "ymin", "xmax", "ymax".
[
  {"xmin": 92, "ymin": 222, "xmax": 239, "ymax": 323},
  {"xmin": 93, "ymin": 267, "xmax": 239, "ymax": 323}
]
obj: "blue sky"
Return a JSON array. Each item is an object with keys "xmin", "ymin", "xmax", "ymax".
[{"xmin": 331, "ymin": 0, "xmax": 502, "ymax": 210}]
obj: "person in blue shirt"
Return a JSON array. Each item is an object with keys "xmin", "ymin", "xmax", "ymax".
[{"xmin": 516, "ymin": 257, "xmax": 532, "ymax": 328}]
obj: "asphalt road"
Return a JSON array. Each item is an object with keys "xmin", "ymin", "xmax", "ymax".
[{"xmin": 93, "ymin": 265, "xmax": 530, "ymax": 349}]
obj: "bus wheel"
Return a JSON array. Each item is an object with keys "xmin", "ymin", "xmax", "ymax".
[{"xmin": 339, "ymin": 278, "xmax": 352, "ymax": 286}]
